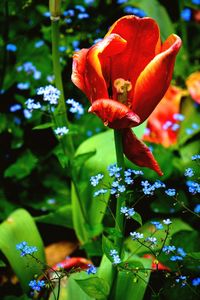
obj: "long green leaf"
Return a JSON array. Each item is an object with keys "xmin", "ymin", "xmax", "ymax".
[{"xmin": 0, "ymin": 209, "xmax": 45, "ymax": 292}]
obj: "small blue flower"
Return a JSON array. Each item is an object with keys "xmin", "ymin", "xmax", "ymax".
[
  {"xmin": 163, "ymin": 218, "xmax": 172, "ymax": 225},
  {"xmin": 170, "ymin": 255, "xmax": 183, "ymax": 261},
  {"xmin": 194, "ymin": 204, "xmax": 200, "ymax": 213},
  {"xmin": 93, "ymin": 189, "xmax": 107, "ymax": 197},
  {"xmin": 86, "ymin": 264, "xmax": 97, "ymax": 275},
  {"xmin": 10, "ymin": 104, "xmax": 22, "ymax": 112},
  {"xmin": 63, "ymin": 9, "xmax": 75, "ymax": 17},
  {"xmin": 162, "ymin": 245, "xmax": 176, "ymax": 254},
  {"xmin": 35, "ymin": 40, "xmax": 44, "ymax": 48},
  {"xmin": 177, "ymin": 247, "xmax": 186, "ymax": 257},
  {"xmin": 151, "ymin": 221, "xmax": 163, "ymax": 230},
  {"xmin": 192, "ymin": 277, "xmax": 200, "ymax": 286},
  {"xmin": 124, "ymin": 6, "xmax": 146, "ymax": 17},
  {"xmin": 107, "ymin": 164, "xmax": 122, "ymax": 179},
  {"xmin": 75, "ymin": 5, "xmax": 86, "ymax": 12},
  {"xmin": 162, "ymin": 120, "xmax": 172, "ymax": 130},
  {"xmin": 184, "ymin": 167, "xmax": 194, "ymax": 177},
  {"xmin": 29, "ymin": 279, "xmax": 45, "ymax": 292},
  {"xmin": 43, "ymin": 11, "xmax": 51, "ymax": 17},
  {"xmin": 130, "ymin": 232, "xmax": 144, "ymax": 240},
  {"xmin": 90, "ymin": 174, "xmax": 104, "ymax": 186},
  {"xmin": 165, "ymin": 188, "xmax": 176, "ymax": 197},
  {"xmin": 192, "ymin": 0, "xmax": 200, "ymax": 5},
  {"xmin": 173, "ymin": 113, "xmax": 185, "ymax": 121},
  {"xmin": 25, "ymin": 98, "xmax": 41, "ymax": 111},
  {"xmin": 120, "ymin": 206, "xmax": 135, "ymax": 218},
  {"xmin": 37, "ymin": 85, "xmax": 60, "ymax": 105},
  {"xmin": 171, "ymin": 123, "xmax": 180, "ymax": 131},
  {"xmin": 176, "ymin": 275, "xmax": 187, "ymax": 287},
  {"xmin": 6, "ymin": 44, "xmax": 17, "ymax": 51},
  {"xmin": 145, "ymin": 237, "xmax": 157, "ymax": 245},
  {"xmin": 110, "ymin": 249, "xmax": 121, "ymax": 264},
  {"xmin": 191, "ymin": 154, "xmax": 200, "ymax": 161},
  {"xmin": 181, "ymin": 8, "xmax": 192, "ymax": 21},
  {"xmin": 125, "ymin": 176, "xmax": 134, "ymax": 185},
  {"xmin": 54, "ymin": 126, "xmax": 69, "ymax": 136},
  {"xmin": 66, "ymin": 98, "xmax": 84, "ymax": 116},
  {"xmin": 186, "ymin": 128, "xmax": 193, "ymax": 135},
  {"xmin": 17, "ymin": 82, "xmax": 30, "ymax": 90},
  {"xmin": 117, "ymin": 0, "xmax": 128, "ymax": 4},
  {"xmin": 16, "ymin": 241, "xmax": 38, "ymax": 256},
  {"xmin": 78, "ymin": 13, "xmax": 89, "ymax": 19}
]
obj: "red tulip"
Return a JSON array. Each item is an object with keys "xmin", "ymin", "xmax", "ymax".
[{"xmin": 71, "ymin": 15, "xmax": 182, "ymax": 175}]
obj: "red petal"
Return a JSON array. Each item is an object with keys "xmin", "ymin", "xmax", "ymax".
[
  {"xmin": 105, "ymin": 15, "xmax": 161, "ymax": 100},
  {"xmin": 143, "ymin": 254, "xmax": 171, "ymax": 272},
  {"xmin": 88, "ymin": 99, "xmax": 140, "ymax": 129},
  {"xmin": 132, "ymin": 34, "xmax": 182, "ymax": 123},
  {"xmin": 122, "ymin": 129, "xmax": 163, "ymax": 176},
  {"xmin": 71, "ymin": 49, "xmax": 90, "ymax": 98}
]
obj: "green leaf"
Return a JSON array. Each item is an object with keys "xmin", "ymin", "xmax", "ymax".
[
  {"xmin": 0, "ymin": 209, "xmax": 45, "ymax": 292},
  {"xmin": 0, "ymin": 259, "xmax": 6, "ymax": 267},
  {"xmin": 72, "ymin": 150, "xmax": 96, "ymax": 177},
  {"xmin": 113, "ymin": 256, "xmax": 151, "ymax": 300},
  {"xmin": 128, "ymin": 0, "xmax": 175, "ymax": 39},
  {"xmin": 4, "ymin": 150, "xmax": 38, "ymax": 179},
  {"xmin": 132, "ymin": 212, "xmax": 142, "ymax": 226},
  {"xmin": 0, "ymin": 113, "xmax": 7, "ymax": 133},
  {"xmin": 75, "ymin": 276, "xmax": 110, "ymax": 299},
  {"xmin": 34, "ymin": 205, "xmax": 73, "ymax": 228},
  {"xmin": 33, "ymin": 122, "xmax": 53, "ymax": 130},
  {"xmin": 53, "ymin": 145, "xmax": 69, "ymax": 168},
  {"xmin": 187, "ymin": 252, "xmax": 200, "ymax": 260},
  {"xmin": 102, "ymin": 235, "xmax": 116, "ymax": 262}
]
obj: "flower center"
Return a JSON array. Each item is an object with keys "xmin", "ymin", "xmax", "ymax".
[{"xmin": 114, "ymin": 78, "xmax": 132, "ymax": 104}]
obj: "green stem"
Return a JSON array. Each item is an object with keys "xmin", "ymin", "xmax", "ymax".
[
  {"xmin": 114, "ymin": 129, "xmax": 125, "ymax": 252},
  {"xmin": 51, "ymin": 17, "xmax": 90, "ymax": 230},
  {"xmin": 51, "ymin": 19, "xmax": 74, "ymax": 158},
  {"xmin": 178, "ymin": 0, "xmax": 189, "ymax": 55}
]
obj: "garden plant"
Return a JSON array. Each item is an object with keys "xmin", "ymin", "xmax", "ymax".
[{"xmin": 0, "ymin": 0, "xmax": 200, "ymax": 299}]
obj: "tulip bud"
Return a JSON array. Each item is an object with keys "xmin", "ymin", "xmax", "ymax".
[{"xmin": 49, "ymin": 0, "xmax": 61, "ymax": 21}]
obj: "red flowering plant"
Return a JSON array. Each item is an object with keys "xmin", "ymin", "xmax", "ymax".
[{"xmin": 72, "ymin": 15, "xmax": 182, "ymax": 175}]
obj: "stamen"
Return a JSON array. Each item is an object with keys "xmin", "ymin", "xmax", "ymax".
[{"xmin": 114, "ymin": 78, "xmax": 132, "ymax": 104}]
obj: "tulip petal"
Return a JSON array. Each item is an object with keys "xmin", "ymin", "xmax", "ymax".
[
  {"xmin": 132, "ymin": 34, "xmax": 182, "ymax": 123},
  {"xmin": 88, "ymin": 99, "xmax": 140, "ymax": 129},
  {"xmin": 122, "ymin": 129, "xmax": 163, "ymax": 176},
  {"xmin": 105, "ymin": 15, "xmax": 161, "ymax": 100},
  {"xmin": 71, "ymin": 34, "xmax": 127, "ymax": 103},
  {"xmin": 71, "ymin": 49, "xmax": 90, "ymax": 98}
]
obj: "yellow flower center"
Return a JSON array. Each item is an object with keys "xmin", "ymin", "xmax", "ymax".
[{"xmin": 114, "ymin": 78, "xmax": 132, "ymax": 104}]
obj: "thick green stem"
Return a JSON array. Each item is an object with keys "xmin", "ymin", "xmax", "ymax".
[
  {"xmin": 51, "ymin": 19, "xmax": 74, "ymax": 158},
  {"xmin": 114, "ymin": 129, "xmax": 125, "ymax": 252}
]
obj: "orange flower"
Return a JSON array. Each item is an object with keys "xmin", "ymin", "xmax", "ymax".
[
  {"xmin": 143, "ymin": 86, "xmax": 186, "ymax": 147},
  {"xmin": 71, "ymin": 15, "xmax": 182, "ymax": 175},
  {"xmin": 186, "ymin": 71, "xmax": 200, "ymax": 104}
]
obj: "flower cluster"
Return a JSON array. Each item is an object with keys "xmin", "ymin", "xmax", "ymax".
[
  {"xmin": 29, "ymin": 279, "xmax": 45, "ymax": 292},
  {"xmin": 17, "ymin": 61, "xmax": 41, "ymax": 80},
  {"xmin": 25, "ymin": 98, "xmax": 41, "ymax": 111},
  {"xmin": 162, "ymin": 245, "xmax": 186, "ymax": 261},
  {"xmin": 184, "ymin": 167, "xmax": 194, "ymax": 177},
  {"xmin": 176, "ymin": 275, "xmax": 187, "ymax": 287},
  {"xmin": 86, "ymin": 264, "xmax": 97, "ymax": 275},
  {"xmin": 90, "ymin": 174, "xmax": 104, "ymax": 186},
  {"xmin": 54, "ymin": 126, "xmax": 69, "ymax": 137},
  {"xmin": 110, "ymin": 249, "xmax": 121, "ymax": 265},
  {"xmin": 16, "ymin": 241, "xmax": 38, "ymax": 257},
  {"xmin": 66, "ymin": 98, "xmax": 84, "ymax": 116},
  {"xmin": 37, "ymin": 85, "xmax": 60, "ymax": 105},
  {"xmin": 120, "ymin": 206, "xmax": 135, "ymax": 219},
  {"xmin": 165, "ymin": 188, "xmax": 176, "ymax": 197},
  {"xmin": 186, "ymin": 181, "xmax": 200, "ymax": 194},
  {"xmin": 141, "ymin": 180, "xmax": 166, "ymax": 195}
]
